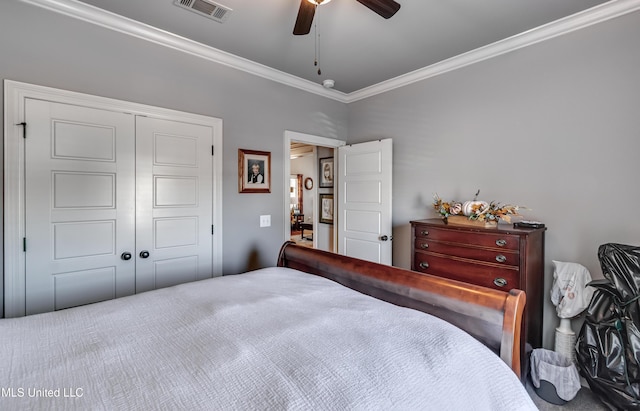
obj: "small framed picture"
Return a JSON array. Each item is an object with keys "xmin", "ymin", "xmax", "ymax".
[
  {"xmin": 319, "ymin": 193, "xmax": 334, "ymax": 225},
  {"xmin": 238, "ymin": 149, "xmax": 271, "ymax": 193},
  {"xmin": 319, "ymin": 157, "xmax": 334, "ymax": 188}
]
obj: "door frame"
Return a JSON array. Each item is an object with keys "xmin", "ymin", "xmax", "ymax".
[
  {"xmin": 283, "ymin": 131, "xmax": 345, "ymax": 251},
  {"xmin": 3, "ymin": 80, "xmax": 224, "ymax": 317}
]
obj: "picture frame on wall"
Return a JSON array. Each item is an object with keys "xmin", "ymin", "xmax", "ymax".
[
  {"xmin": 319, "ymin": 157, "xmax": 334, "ymax": 188},
  {"xmin": 239, "ymin": 149, "xmax": 271, "ymax": 193},
  {"xmin": 319, "ymin": 193, "xmax": 334, "ymax": 225}
]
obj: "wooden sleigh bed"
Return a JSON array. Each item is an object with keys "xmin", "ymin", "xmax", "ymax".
[{"xmin": 0, "ymin": 242, "xmax": 534, "ymax": 410}]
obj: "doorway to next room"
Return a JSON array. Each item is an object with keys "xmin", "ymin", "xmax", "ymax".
[{"xmin": 288, "ymin": 142, "xmax": 334, "ymax": 251}]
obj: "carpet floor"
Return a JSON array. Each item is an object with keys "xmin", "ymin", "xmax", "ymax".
[{"xmin": 525, "ymin": 377, "xmax": 607, "ymax": 410}]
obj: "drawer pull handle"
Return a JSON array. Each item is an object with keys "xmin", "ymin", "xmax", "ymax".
[
  {"xmin": 419, "ymin": 262, "xmax": 429, "ymax": 269},
  {"xmin": 495, "ymin": 254, "xmax": 507, "ymax": 263},
  {"xmin": 420, "ymin": 243, "xmax": 429, "ymax": 249},
  {"xmin": 495, "ymin": 239, "xmax": 507, "ymax": 247},
  {"xmin": 421, "ymin": 230, "xmax": 429, "ymax": 236},
  {"xmin": 493, "ymin": 277, "xmax": 508, "ymax": 287}
]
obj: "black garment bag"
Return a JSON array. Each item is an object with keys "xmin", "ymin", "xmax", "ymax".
[{"xmin": 576, "ymin": 243, "xmax": 640, "ymax": 410}]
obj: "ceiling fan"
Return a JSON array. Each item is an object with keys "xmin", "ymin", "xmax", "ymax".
[{"xmin": 293, "ymin": 0, "xmax": 401, "ymax": 35}]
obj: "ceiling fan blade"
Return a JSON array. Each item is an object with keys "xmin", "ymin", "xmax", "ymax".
[
  {"xmin": 293, "ymin": 0, "xmax": 316, "ymax": 35},
  {"xmin": 355, "ymin": 0, "xmax": 401, "ymax": 19}
]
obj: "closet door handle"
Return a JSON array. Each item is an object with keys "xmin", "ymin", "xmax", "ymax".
[
  {"xmin": 139, "ymin": 250, "xmax": 150, "ymax": 259},
  {"xmin": 121, "ymin": 252, "xmax": 132, "ymax": 261}
]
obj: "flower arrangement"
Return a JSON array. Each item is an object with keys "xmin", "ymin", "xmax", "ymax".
[
  {"xmin": 433, "ymin": 192, "xmax": 523, "ymax": 223},
  {"xmin": 433, "ymin": 195, "xmax": 461, "ymax": 219}
]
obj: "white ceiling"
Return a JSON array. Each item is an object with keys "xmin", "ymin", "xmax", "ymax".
[{"xmin": 62, "ymin": 0, "xmax": 611, "ymax": 93}]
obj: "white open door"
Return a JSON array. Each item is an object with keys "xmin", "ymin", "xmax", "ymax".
[{"xmin": 337, "ymin": 139, "xmax": 392, "ymax": 265}]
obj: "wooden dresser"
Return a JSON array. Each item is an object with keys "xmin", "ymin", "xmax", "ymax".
[{"xmin": 410, "ymin": 218, "xmax": 546, "ymax": 353}]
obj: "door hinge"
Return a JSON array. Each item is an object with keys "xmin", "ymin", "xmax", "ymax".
[
  {"xmin": 23, "ymin": 237, "xmax": 26, "ymax": 252},
  {"xmin": 211, "ymin": 145, "xmax": 214, "ymax": 156},
  {"xmin": 16, "ymin": 122, "xmax": 26, "ymax": 139},
  {"xmin": 211, "ymin": 225, "xmax": 214, "ymax": 235}
]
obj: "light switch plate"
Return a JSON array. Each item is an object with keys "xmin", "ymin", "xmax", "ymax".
[{"xmin": 260, "ymin": 215, "xmax": 271, "ymax": 227}]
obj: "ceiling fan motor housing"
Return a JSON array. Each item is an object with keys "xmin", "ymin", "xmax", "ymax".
[{"xmin": 294, "ymin": 0, "xmax": 400, "ymax": 35}]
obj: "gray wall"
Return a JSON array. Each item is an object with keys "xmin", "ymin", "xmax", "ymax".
[
  {"xmin": 0, "ymin": 1, "xmax": 347, "ymax": 283},
  {"xmin": 347, "ymin": 10, "xmax": 640, "ymax": 348}
]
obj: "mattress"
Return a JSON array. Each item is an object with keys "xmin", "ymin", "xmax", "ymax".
[{"xmin": 0, "ymin": 267, "xmax": 536, "ymax": 410}]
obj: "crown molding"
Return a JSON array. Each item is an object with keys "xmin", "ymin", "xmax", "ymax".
[
  {"xmin": 19, "ymin": 0, "xmax": 349, "ymax": 102},
  {"xmin": 20, "ymin": 0, "xmax": 640, "ymax": 104},
  {"xmin": 346, "ymin": 0, "xmax": 640, "ymax": 102}
]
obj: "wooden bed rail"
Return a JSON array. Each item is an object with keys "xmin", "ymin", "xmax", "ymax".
[{"xmin": 277, "ymin": 242, "xmax": 526, "ymax": 378}]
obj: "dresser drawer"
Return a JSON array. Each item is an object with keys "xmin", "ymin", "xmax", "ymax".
[
  {"xmin": 414, "ymin": 225, "xmax": 520, "ymax": 251},
  {"xmin": 413, "ymin": 252, "xmax": 520, "ymax": 291},
  {"xmin": 414, "ymin": 238, "xmax": 520, "ymax": 266}
]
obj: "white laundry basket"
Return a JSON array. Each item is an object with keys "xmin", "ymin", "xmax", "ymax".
[{"xmin": 530, "ymin": 348, "xmax": 581, "ymax": 405}]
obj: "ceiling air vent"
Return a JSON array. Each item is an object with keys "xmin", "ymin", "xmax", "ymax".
[{"xmin": 174, "ymin": 0, "xmax": 232, "ymax": 23}]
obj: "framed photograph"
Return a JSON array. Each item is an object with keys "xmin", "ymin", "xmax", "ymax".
[
  {"xmin": 319, "ymin": 157, "xmax": 334, "ymax": 188},
  {"xmin": 238, "ymin": 149, "xmax": 271, "ymax": 193},
  {"xmin": 319, "ymin": 193, "xmax": 334, "ymax": 225}
]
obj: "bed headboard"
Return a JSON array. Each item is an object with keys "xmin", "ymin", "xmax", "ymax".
[{"xmin": 277, "ymin": 242, "xmax": 526, "ymax": 378}]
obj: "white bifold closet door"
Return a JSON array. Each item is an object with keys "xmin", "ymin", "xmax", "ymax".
[
  {"xmin": 134, "ymin": 116, "xmax": 213, "ymax": 293},
  {"xmin": 24, "ymin": 99, "xmax": 213, "ymax": 315}
]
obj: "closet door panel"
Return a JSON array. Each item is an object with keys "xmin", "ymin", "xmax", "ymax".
[
  {"xmin": 135, "ymin": 117, "xmax": 213, "ymax": 293},
  {"xmin": 24, "ymin": 99, "xmax": 136, "ymax": 315}
]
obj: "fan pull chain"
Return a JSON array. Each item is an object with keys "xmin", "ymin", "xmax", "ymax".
[{"xmin": 314, "ymin": 5, "xmax": 321, "ymax": 75}]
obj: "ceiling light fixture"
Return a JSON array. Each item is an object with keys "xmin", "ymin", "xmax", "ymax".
[{"xmin": 307, "ymin": 0, "xmax": 331, "ymax": 5}]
